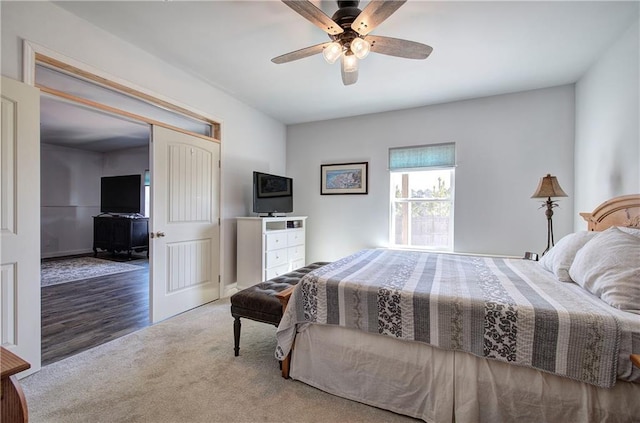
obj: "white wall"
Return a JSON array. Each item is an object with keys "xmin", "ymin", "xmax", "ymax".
[
  {"xmin": 41, "ymin": 144, "xmax": 103, "ymax": 258},
  {"xmin": 103, "ymin": 146, "xmax": 149, "ymax": 177},
  {"xmin": 574, "ymin": 20, "xmax": 640, "ymax": 230},
  {"xmin": 40, "ymin": 144, "xmax": 151, "ymax": 258},
  {"xmin": 287, "ymin": 86, "xmax": 575, "ymax": 262},
  {"xmin": 2, "ymin": 1, "xmax": 287, "ymax": 290}
]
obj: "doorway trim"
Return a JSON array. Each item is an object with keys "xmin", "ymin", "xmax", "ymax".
[
  {"xmin": 23, "ymin": 40, "xmax": 222, "ymax": 141},
  {"xmin": 23, "ymin": 38, "xmax": 226, "ymax": 313}
]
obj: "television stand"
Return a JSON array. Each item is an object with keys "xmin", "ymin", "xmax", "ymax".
[{"xmin": 93, "ymin": 215, "xmax": 149, "ymax": 259}]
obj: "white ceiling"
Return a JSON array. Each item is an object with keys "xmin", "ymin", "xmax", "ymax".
[
  {"xmin": 41, "ymin": 96, "xmax": 150, "ymax": 153},
  {"xmin": 42, "ymin": 1, "xmax": 638, "ymax": 150}
]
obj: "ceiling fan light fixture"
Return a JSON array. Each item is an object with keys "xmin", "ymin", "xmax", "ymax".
[
  {"xmin": 342, "ymin": 53, "xmax": 358, "ymax": 73},
  {"xmin": 272, "ymin": 0, "xmax": 434, "ymax": 85},
  {"xmin": 323, "ymin": 42, "xmax": 343, "ymax": 64},
  {"xmin": 350, "ymin": 37, "xmax": 370, "ymax": 59}
]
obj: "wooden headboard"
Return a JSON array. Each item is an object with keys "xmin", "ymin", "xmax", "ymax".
[{"xmin": 580, "ymin": 194, "xmax": 640, "ymax": 231}]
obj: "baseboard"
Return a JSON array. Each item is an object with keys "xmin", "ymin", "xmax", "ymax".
[
  {"xmin": 41, "ymin": 248, "xmax": 94, "ymax": 259},
  {"xmin": 222, "ymin": 282, "xmax": 238, "ymax": 298}
]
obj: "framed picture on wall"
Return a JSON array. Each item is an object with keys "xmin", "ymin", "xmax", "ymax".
[{"xmin": 320, "ymin": 162, "xmax": 368, "ymax": 195}]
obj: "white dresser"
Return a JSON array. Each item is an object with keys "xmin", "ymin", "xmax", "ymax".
[{"xmin": 236, "ymin": 216, "xmax": 307, "ymax": 290}]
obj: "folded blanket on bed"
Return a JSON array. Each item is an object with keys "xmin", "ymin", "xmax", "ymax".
[{"xmin": 276, "ymin": 249, "xmax": 623, "ymax": 388}]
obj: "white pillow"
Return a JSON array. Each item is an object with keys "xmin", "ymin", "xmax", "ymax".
[
  {"xmin": 569, "ymin": 226, "xmax": 640, "ymax": 314},
  {"xmin": 539, "ymin": 231, "xmax": 597, "ymax": 282},
  {"xmin": 617, "ymin": 226, "xmax": 640, "ymax": 239}
]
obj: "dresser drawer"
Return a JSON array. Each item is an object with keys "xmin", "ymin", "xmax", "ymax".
[
  {"xmin": 291, "ymin": 258, "xmax": 305, "ymax": 271},
  {"xmin": 266, "ymin": 249, "xmax": 288, "ymax": 268},
  {"xmin": 265, "ymin": 232, "xmax": 287, "ymax": 251},
  {"xmin": 288, "ymin": 245, "xmax": 305, "ymax": 262},
  {"xmin": 265, "ymin": 263, "xmax": 290, "ymax": 280},
  {"xmin": 287, "ymin": 230, "xmax": 305, "ymax": 246}
]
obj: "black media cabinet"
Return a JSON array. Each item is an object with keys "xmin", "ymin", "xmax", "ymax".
[{"xmin": 93, "ymin": 215, "xmax": 149, "ymax": 259}]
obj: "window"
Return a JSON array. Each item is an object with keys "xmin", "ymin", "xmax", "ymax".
[
  {"xmin": 144, "ymin": 169, "xmax": 150, "ymax": 218},
  {"xmin": 389, "ymin": 143, "xmax": 455, "ymax": 250}
]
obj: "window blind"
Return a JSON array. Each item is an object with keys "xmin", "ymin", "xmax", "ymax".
[{"xmin": 389, "ymin": 143, "xmax": 456, "ymax": 171}]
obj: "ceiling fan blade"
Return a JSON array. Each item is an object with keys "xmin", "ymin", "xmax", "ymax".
[
  {"xmin": 351, "ymin": 0, "xmax": 407, "ymax": 36},
  {"xmin": 341, "ymin": 68, "xmax": 358, "ymax": 86},
  {"xmin": 282, "ymin": 0, "xmax": 343, "ymax": 35},
  {"xmin": 272, "ymin": 42, "xmax": 331, "ymax": 64},
  {"xmin": 367, "ymin": 35, "xmax": 433, "ymax": 60}
]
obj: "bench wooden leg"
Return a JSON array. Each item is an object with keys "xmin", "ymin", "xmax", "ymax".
[
  {"xmin": 280, "ymin": 336, "xmax": 295, "ymax": 378},
  {"xmin": 281, "ymin": 353, "xmax": 291, "ymax": 378},
  {"xmin": 233, "ymin": 316, "xmax": 241, "ymax": 356}
]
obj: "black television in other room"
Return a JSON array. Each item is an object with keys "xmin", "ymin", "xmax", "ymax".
[{"xmin": 100, "ymin": 174, "xmax": 142, "ymax": 214}]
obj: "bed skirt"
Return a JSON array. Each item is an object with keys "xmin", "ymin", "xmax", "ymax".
[{"xmin": 290, "ymin": 324, "xmax": 640, "ymax": 423}]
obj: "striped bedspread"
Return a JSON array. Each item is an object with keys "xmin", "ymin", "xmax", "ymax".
[{"xmin": 275, "ymin": 249, "xmax": 623, "ymax": 388}]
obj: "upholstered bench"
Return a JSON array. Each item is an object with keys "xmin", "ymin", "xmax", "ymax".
[{"xmin": 230, "ymin": 262, "xmax": 329, "ymax": 357}]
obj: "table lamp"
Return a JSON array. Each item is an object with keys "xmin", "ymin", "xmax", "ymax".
[{"xmin": 531, "ymin": 174, "xmax": 567, "ymax": 256}]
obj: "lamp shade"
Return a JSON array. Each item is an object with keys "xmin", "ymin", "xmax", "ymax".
[{"xmin": 531, "ymin": 174, "xmax": 567, "ymax": 198}]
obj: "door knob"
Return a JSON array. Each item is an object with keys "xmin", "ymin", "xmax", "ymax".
[{"xmin": 150, "ymin": 231, "xmax": 166, "ymax": 238}]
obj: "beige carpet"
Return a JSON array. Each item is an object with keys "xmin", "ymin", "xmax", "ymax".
[{"xmin": 22, "ymin": 298, "xmax": 417, "ymax": 423}]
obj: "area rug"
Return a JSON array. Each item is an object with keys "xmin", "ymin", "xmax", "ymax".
[{"xmin": 41, "ymin": 257, "xmax": 143, "ymax": 287}]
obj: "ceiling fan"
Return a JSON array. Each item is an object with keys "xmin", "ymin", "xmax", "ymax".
[{"xmin": 271, "ymin": 0, "xmax": 433, "ymax": 86}]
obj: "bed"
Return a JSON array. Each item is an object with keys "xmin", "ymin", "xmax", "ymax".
[{"xmin": 275, "ymin": 195, "xmax": 640, "ymax": 423}]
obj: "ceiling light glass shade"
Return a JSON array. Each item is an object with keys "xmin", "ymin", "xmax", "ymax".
[
  {"xmin": 342, "ymin": 53, "xmax": 358, "ymax": 73},
  {"xmin": 323, "ymin": 42, "xmax": 342, "ymax": 64},
  {"xmin": 350, "ymin": 37, "xmax": 370, "ymax": 59}
]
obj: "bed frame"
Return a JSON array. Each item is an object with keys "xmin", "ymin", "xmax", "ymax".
[
  {"xmin": 580, "ymin": 194, "xmax": 640, "ymax": 231},
  {"xmin": 580, "ymin": 194, "xmax": 640, "ymax": 373},
  {"xmin": 280, "ymin": 194, "xmax": 640, "ymax": 395}
]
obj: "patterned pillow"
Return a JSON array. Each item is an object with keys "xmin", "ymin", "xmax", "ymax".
[
  {"xmin": 539, "ymin": 231, "xmax": 597, "ymax": 282},
  {"xmin": 569, "ymin": 226, "xmax": 640, "ymax": 314}
]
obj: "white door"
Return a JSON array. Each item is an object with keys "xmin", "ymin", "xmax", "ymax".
[
  {"xmin": 0, "ymin": 77, "xmax": 41, "ymax": 375},
  {"xmin": 150, "ymin": 125, "xmax": 220, "ymax": 323}
]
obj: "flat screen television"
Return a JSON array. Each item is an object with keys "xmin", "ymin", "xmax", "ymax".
[
  {"xmin": 100, "ymin": 174, "xmax": 142, "ymax": 214},
  {"xmin": 253, "ymin": 171, "xmax": 293, "ymax": 216}
]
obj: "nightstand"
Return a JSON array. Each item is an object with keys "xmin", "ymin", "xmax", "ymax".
[{"xmin": 1, "ymin": 347, "xmax": 30, "ymax": 423}]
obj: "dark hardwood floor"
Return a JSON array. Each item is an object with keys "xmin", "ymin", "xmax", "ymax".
[{"xmin": 41, "ymin": 254, "xmax": 150, "ymax": 366}]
